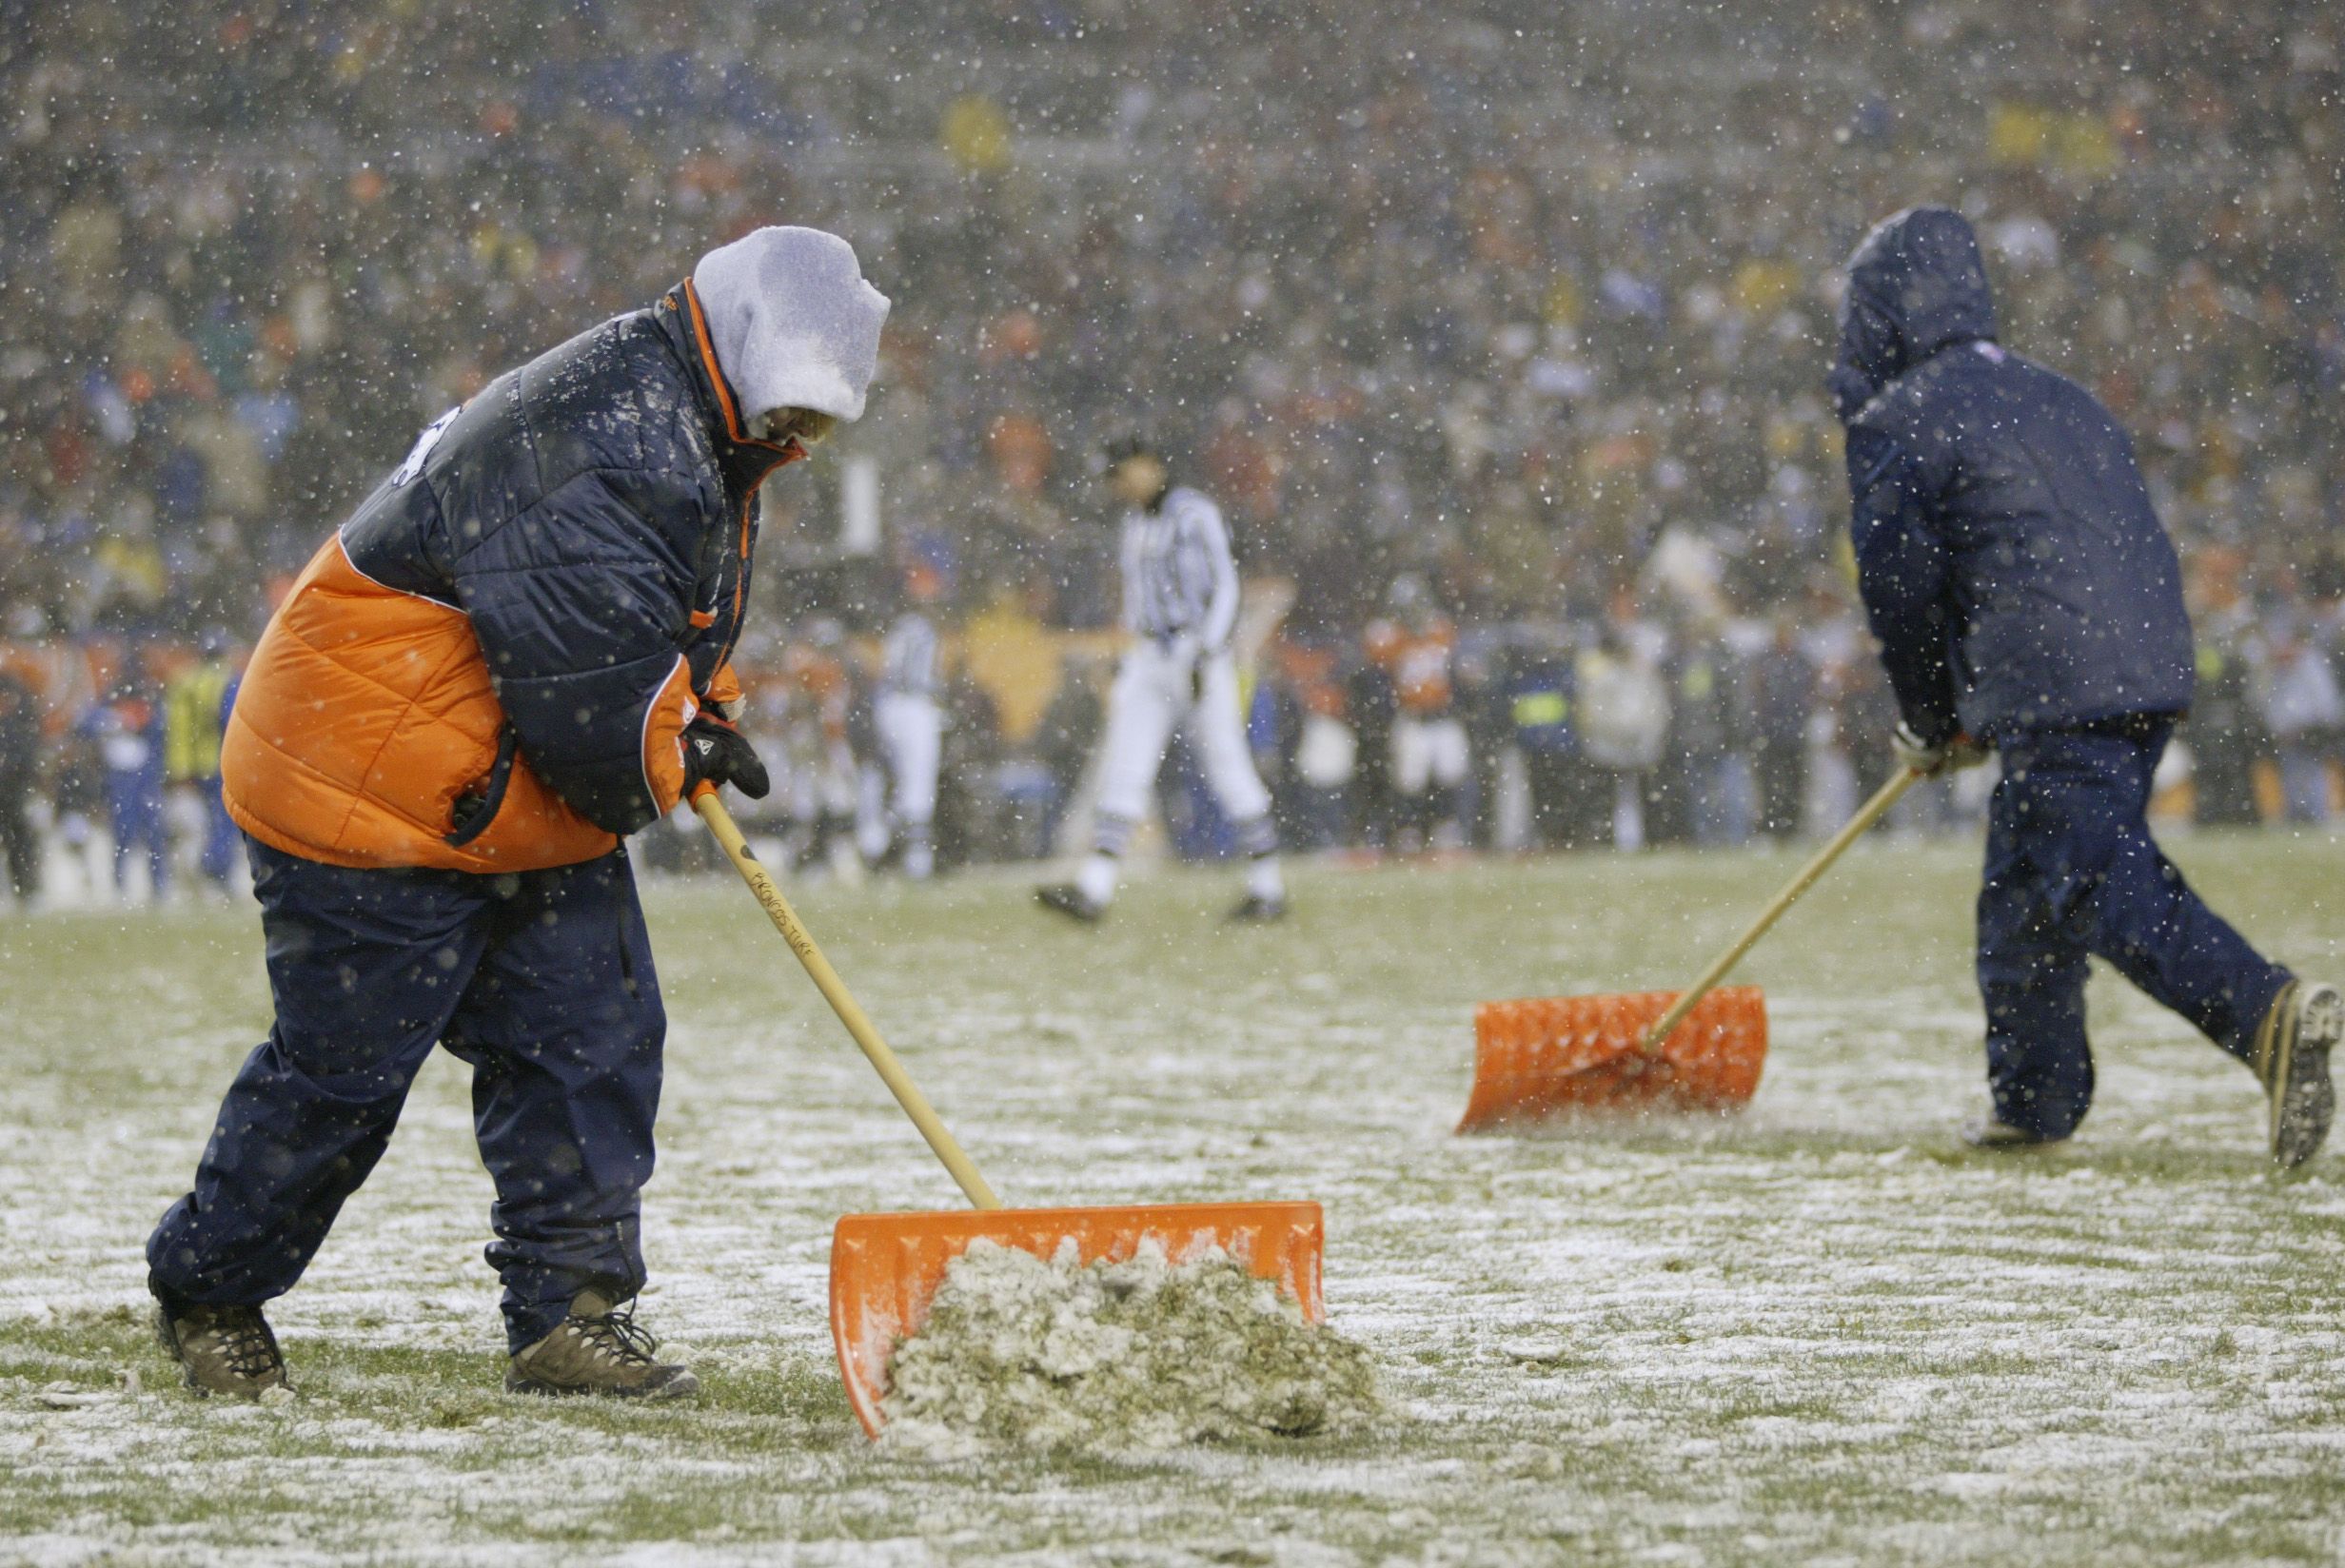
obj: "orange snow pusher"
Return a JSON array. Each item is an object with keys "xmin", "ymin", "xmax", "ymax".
[
  {"xmin": 1457, "ymin": 767, "xmax": 1923, "ymax": 1132},
  {"xmin": 1461, "ymin": 986, "xmax": 1769, "ymax": 1126},
  {"xmin": 830, "ymin": 1203, "xmax": 1322, "ymax": 1437},
  {"xmin": 694, "ymin": 789, "xmax": 1325, "ymax": 1437}
]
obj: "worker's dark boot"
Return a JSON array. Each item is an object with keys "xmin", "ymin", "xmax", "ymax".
[
  {"xmin": 505, "ymin": 1289, "xmax": 699, "ymax": 1400},
  {"xmin": 2251, "ymin": 981, "xmax": 2339, "ymax": 1169},
  {"xmin": 153, "ymin": 1282, "xmax": 291, "ymax": 1399},
  {"xmin": 1960, "ymin": 1115, "xmax": 2064, "ymax": 1150}
]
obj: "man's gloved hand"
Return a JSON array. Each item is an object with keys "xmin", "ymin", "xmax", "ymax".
[
  {"xmin": 681, "ymin": 712, "xmax": 770, "ymax": 800},
  {"xmin": 1892, "ymin": 721, "xmax": 1986, "ymax": 778}
]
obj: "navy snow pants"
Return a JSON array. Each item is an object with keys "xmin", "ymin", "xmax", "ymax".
[
  {"xmin": 148, "ymin": 838, "xmax": 664, "ymax": 1351},
  {"xmin": 1978, "ymin": 720, "xmax": 2290, "ymax": 1138}
]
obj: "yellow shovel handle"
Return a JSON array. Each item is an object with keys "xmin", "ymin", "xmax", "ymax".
[
  {"xmin": 1640, "ymin": 765, "xmax": 1925, "ymax": 1053},
  {"xmin": 694, "ymin": 786, "xmax": 1002, "ymax": 1210}
]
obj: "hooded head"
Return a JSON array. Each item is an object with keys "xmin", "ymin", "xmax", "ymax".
[
  {"xmin": 1828, "ymin": 206, "xmax": 1997, "ymax": 420},
  {"xmin": 691, "ymin": 225, "xmax": 891, "ymax": 429}
]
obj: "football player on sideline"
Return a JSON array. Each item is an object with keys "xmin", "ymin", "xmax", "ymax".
[{"xmin": 1036, "ymin": 436, "xmax": 1287, "ymax": 923}]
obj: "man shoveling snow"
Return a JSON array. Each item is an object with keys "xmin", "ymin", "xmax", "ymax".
[{"xmin": 146, "ymin": 226, "xmax": 888, "ymax": 1399}]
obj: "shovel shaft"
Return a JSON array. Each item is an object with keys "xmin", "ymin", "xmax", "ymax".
[
  {"xmin": 695, "ymin": 788, "xmax": 1003, "ymax": 1211},
  {"xmin": 1640, "ymin": 765, "xmax": 1924, "ymax": 1053}
]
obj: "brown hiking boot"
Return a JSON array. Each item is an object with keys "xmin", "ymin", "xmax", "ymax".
[
  {"xmin": 153, "ymin": 1291, "xmax": 291, "ymax": 1399},
  {"xmin": 505, "ymin": 1289, "xmax": 699, "ymax": 1400},
  {"xmin": 2251, "ymin": 981, "xmax": 2340, "ymax": 1169}
]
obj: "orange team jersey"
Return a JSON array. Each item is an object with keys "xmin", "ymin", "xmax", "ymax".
[{"xmin": 1365, "ymin": 617, "xmax": 1457, "ymax": 716}]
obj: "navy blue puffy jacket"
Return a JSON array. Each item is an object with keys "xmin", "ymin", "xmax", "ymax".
[
  {"xmin": 338, "ymin": 283, "xmax": 798, "ymax": 836},
  {"xmin": 1831, "ymin": 207, "xmax": 2195, "ymax": 744}
]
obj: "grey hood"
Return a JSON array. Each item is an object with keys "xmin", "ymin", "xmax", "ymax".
[{"xmin": 691, "ymin": 225, "xmax": 891, "ymax": 424}]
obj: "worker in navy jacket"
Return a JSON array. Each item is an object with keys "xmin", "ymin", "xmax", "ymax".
[
  {"xmin": 1832, "ymin": 206, "xmax": 2335, "ymax": 1162},
  {"xmin": 147, "ymin": 226, "xmax": 889, "ymax": 1400}
]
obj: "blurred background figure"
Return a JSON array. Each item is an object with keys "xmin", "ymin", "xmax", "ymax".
[
  {"xmin": 1574, "ymin": 616, "xmax": 1671, "ymax": 851},
  {"xmin": 0, "ymin": 669, "xmax": 40, "ymax": 909},
  {"xmin": 49, "ymin": 719, "xmax": 108, "ymax": 899},
  {"xmin": 776, "ymin": 620, "xmax": 864, "ymax": 879},
  {"xmin": 4, "ymin": 1, "xmax": 2340, "ymax": 878},
  {"xmin": 1366, "ymin": 576, "xmax": 1469, "ymax": 852},
  {"xmin": 877, "ymin": 566, "xmax": 947, "ymax": 879},
  {"xmin": 1657, "ymin": 616, "xmax": 1755, "ymax": 849},
  {"xmin": 164, "ymin": 627, "xmax": 240, "ymax": 895},
  {"xmin": 1033, "ymin": 652, "xmax": 1105, "ymax": 856},
  {"xmin": 2249, "ymin": 608, "xmax": 2343, "ymax": 826},
  {"xmin": 1503, "ymin": 626, "xmax": 1589, "ymax": 852},
  {"xmin": 937, "ymin": 657, "xmax": 1006, "ymax": 873},
  {"xmin": 83, "ymin": 676, "xmax": 168, "ymax": 902},
  {"xmin": 1751, "ymin": 617, "xmax": 1817, "ymax": 841},
  {"xmin": 2185, "ymin": 626, "xmax": 2269, "ymax": 828}
]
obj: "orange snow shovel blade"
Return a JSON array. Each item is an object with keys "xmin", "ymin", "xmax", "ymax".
[
  {"xmin": 830, "ymin": 1201, "xmax": 1325, "ymax": 1437},
  {"xmin": 1457, "ymin": 986, "xmax": 1768, "ymax": 1129},
  {"xmin": 1456, "ymin": 768, "xmax": 1925, "ymax": 1133}
]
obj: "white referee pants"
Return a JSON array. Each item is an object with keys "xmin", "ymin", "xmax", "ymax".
[
  {"xmin": 877, "ymin": 692, "xmax": 941, "ymax": 827},
  {"xmin": 1094, "ymin": 642, "xmax": 1272, "ymax": 844}
]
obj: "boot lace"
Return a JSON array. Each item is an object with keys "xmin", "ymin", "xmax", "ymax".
[
  {"xmin": 572, "ymin": 1302, "xmax": 661, "ymax": 1367},
  {"xmin": 205, "ymin": 1309, "xmax": 283, "ymax": 1380}
]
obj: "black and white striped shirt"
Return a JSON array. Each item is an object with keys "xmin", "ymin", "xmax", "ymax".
[
  {"xmin": 1120, "ymin": 485, "xmax": 1239, "ymax": 652},
  {"xmin": 880, "ymin": 610, "xmax": 939, "ymax": 699}
]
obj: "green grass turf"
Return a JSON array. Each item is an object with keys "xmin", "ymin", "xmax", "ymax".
[{"xmin": 3, "ymin": 828, "xmax": 2342, "ymax": 1564}]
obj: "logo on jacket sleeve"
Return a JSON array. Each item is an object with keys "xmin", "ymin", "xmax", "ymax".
[{"xmin": 394, "ymin": 406, "xmax": 462, "ymax": 487}]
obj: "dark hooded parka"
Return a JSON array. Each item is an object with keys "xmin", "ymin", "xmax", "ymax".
[
  {"xmin": 1830, "ymin": 207, "xmax": 2293, "ymax": 1143},
  {"xmin": 1833, "ymin": 206, "xmax": 2195, "ymax": 747}
]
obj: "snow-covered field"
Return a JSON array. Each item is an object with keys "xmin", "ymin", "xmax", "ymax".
[{"xmin": 5, "ymin": 832, "xmax": 2343, "ymax": 1565}]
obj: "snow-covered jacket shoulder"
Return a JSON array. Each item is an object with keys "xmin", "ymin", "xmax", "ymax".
[{"xmin": 223, "ymin": 281, "xmax": 798, "ymax": 871}]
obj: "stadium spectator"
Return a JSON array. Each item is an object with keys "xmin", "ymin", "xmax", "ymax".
[{"xmin": 5, "ymin": 1, "xmax": 2340, "ymax": 866}]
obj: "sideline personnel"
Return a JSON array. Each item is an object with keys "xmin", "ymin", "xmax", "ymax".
[
  {"xmin": 1832, "ymin": 206, "xmax": 2335, "ymax": 1162},
  {"xmin": 148, "ymin": 226, "xmax": 888, "ymax": 1397}
]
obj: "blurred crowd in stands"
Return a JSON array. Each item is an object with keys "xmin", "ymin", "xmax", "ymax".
[{"xmin": 2, "ymin": 0, "xmax": 2342, "ymax": 904}]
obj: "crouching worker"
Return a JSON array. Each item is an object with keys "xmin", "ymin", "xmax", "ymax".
[
  {"xmin": 1832, "ymin": 206, "xmax": 2335, "ymax": 1163},
  {"xmin": 146, "ymin": 227, "xmax": 889, "ymax": 1397}
]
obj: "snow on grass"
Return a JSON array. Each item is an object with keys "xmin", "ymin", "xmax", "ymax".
[{"xmin": 2, "ymin": 831, "xmax": 2343, "ymax": 1563}]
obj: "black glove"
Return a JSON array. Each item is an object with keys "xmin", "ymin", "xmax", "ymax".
[{"xmin": 680, "ymin": 712, "xmax": 770, "ymax": 799}]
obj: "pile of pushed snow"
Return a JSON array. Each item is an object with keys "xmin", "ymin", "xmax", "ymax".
[{"xmin": 877, "ymin": 1237, "xmax": 1379, "ymax": 1456}]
